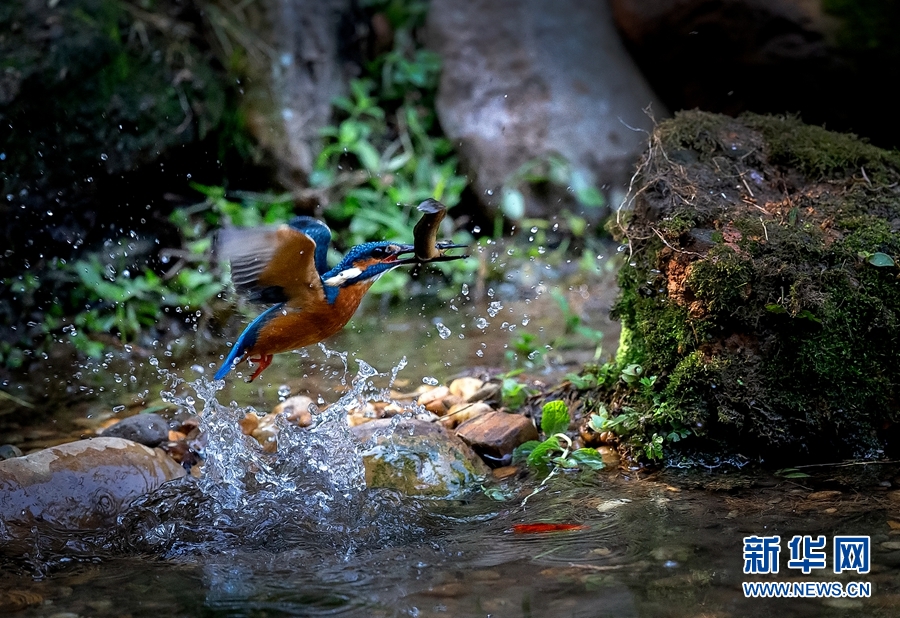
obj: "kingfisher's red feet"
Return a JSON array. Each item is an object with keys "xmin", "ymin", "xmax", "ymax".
[{"xmin": 247, "ymin": 354, "xmax": 273, "ymax": 382}]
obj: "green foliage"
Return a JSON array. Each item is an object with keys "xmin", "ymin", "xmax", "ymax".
[
  {"xmin": 67, "ymin": 254, "xmax": 219, "ymax": 354},
  {"xmin": 775, "ymin": 467, "xmax": 811, "ymax": 479},
  {"xmin": 540, "ymin": 400, "xmax": 570, "ymax": 435},
  {"xmin": 513, "ymin": 400, "xmax": 605, "ymax": 473},
  {"xmin": 499, "ymin": 370, "xmax": 535, "ymax": 410}
]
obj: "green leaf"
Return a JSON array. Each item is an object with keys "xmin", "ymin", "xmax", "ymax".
[
  {"xmin": 765, "ymin": 303, "xmax": 787, "ymax": 314},
  {"xmin": 353, "ymin": 141, "xmax": 382, "ymax": 173},
  {"xmin": 867, "ymin": 252, "xmax": 895, "ymax": 267},
  {"xmin": 588, "ymin": 411, "xmax": 607, "ymax": 433},
  {"xmin": 527, "ymin": 436, "xmax": 561, "ymax": 469},
  {"xmin": 568, "ymin": 448, "xmax": 605, "ymax": 470},
  {"xmin": 513, "ymin": 440, "xmax": 541, "ymax": 463},
  {"xmin": 796, "ymin": 309, "xmax": 822, "ymax": 324},
  {"xmin": 541, "ymin": 400, "xmax": 570, "ymax": 436}
]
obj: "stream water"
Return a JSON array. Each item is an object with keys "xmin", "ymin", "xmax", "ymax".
[{"xmin": 2, "ymin": 257, "xmax": 899, "ymax": 617}]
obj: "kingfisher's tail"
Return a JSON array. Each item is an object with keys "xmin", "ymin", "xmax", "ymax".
[{"xmin": 214, "ymin": 342, "xmax": 245, "ymax": 380}]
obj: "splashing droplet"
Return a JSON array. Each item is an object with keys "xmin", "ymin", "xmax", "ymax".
[{"xmin": 423, "ymin": 376, "xmax": 439, "ymax": 386}]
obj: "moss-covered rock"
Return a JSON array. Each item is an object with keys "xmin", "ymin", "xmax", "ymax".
[{"xmin": 589, "ymin": 111, "xmax": 900, "ymax": 464}]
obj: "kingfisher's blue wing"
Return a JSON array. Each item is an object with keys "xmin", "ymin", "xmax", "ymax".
[
  {"xmin": 217, "ymin": 218, "xmax": 331, "ymax": 308},
  {"xmin": 288, "ymin": 216, "xmax": 332, "ymax": 275}
]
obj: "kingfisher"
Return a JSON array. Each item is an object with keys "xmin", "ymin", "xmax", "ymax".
[{"xmin": 214, "ymin": 210, "xmax": 465, "ymax": 382}]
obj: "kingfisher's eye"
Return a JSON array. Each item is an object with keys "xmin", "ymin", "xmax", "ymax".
[{"xmin": 371, "ymin": 247, "xmax": 389, "ymax": 258}]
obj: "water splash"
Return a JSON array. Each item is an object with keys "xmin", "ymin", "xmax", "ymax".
[{"xmin": 105, "ymin": 357, "xmax": 434, "ymax": 559}]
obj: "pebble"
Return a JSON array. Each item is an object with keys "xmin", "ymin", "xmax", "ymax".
[
  {"xmin": 466, "ymin": 382, "xmax": 501, "ymax": 404},
  {"xmin": 0, "ymin": 444, "xmax": 23, "ymax": 460},
  {"xmin": 101, "ymin": 413, "xmax": 169, "ymax": 447},
  {"xmin": 448, "ymin": 377, "xmax": 484, "ymax": 401},
  {"xmin": 807, "ymin": 490, "xmax": 842, "ymax": 501},
  {"xmin": 351, "ymin": 418, "xmax": 488, "ymax": 498},
  {"xmin": 417, "ymin": 386, "xmax": 452, "ymax": 414},
  {"xmin": 455, "ymin": 411, "xmax": 538, "ymax": 464},
  {"xmin": 439, "ymin": 402, "xmax": 493, "ymax": 429}
]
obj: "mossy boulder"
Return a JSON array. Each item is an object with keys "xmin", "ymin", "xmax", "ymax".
[{"xmin": 590, "ymin": 111, "xmax": 900, "ymax": 464}]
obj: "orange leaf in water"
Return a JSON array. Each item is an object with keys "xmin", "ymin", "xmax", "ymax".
[{"xmin": 512, "ymin": 523, "xmax": 587, "ymax": 534}]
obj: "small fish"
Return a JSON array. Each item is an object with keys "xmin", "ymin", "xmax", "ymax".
[
  {"xmin": 511, "ymin": 523, "xmax": 588, "ymax": 534},
  {"xmin": 413, "ymin": 199, "xmax": 467, "ymax": 262}
]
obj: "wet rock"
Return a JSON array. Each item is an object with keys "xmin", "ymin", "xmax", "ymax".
[
  {"xmin": 0, "ymin": 590, "xmax": 43, "ymax": 612},
  {"xmin": 351, "ymin": 418, "xmax": 489, "ymax": 498},
  {"xmin": 428, "ymin": 0, "xmax": 665, "ymax": 218},
  {"xmin": 0, "ymin": 444, "xmax": 23, "ymax": 460},
  {"xmin": 417, "ymin": 386, "xmax": 453, "ymax": 414},
  {"xmin": 491, "ymin": 465, "xmax": 519, "ymax": 480},
  {"xmin": 440, "ymin": 402, "xmax": 493, "ymax": 430},
  {"xmin": 101, "ymin": 413, "xmax": 169, "ymax": 447},
  {"xmin": 272, "ymin": 395, "xmax": 316, "ymax": 426},
  {"xmin": 455, "ymin": 411, "xmax": 538, "ymax": 466},
  {"xmin": 449, "ymin": 377, "xmax": 484, "ymax": 401},
  {"xmin": 807, "ymin": 490, "xmax": 842, "ymax": 501},
  {"xmin": 603, "ymin": 111, "xmax": 900, "ymax": 461},
  {"xmin": 467, "ymin": 382, "xmax": 502, "ymax": 405},
  {"xmin": 0, "ymin": 437, "xmax": 185, "ymax": 535},
  {"xmin": 598, "ymin": 445, "xmax": 621, "ymax": 468}
]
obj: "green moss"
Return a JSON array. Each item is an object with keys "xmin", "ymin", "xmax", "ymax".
[
  {"xmin": 742, "ymin": 113, "xmax": 900, "ymax": 182},
  {"xmin": 586, "ymin": 111, "xmax": 900, "ymax": 463}
]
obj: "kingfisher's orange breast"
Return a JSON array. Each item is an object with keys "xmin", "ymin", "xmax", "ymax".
[{"xmin": 244, "ymin": 284, "xmax": 370, "ymax": 357}]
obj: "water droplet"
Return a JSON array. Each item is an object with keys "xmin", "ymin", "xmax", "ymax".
[
  {"xmin": 112, "ymin": 405, "xmax": 125, "ymax": 413},
  {"xmin": 461, "ymin": 283, "xmax": 469, "ymax": 296},
  {"xmin": 423, "ymin": 376, "xmax": 439, "ymax": 386},
  {"xmin": 436, "ymin": 323, "xmax": 451, "ymax": 339},
  {"xmin": 521, "ymin": 316, "xmax": 530, "ymax": 326},
  {"xmin": 472, "ymin": 226, "xmax": 481, "ymax": 233},
  {"xmin": 277, "ymin": 385, "xmax": 291, "ymax": 399},
  {"xmin": 617, "ymin": 244, "xmax": 628, "ymax": 253},
  {"xmin": 487, "ymin": 301, "xmax": 503, "ymax": 317},
  {"xmin": 475, "ymin": 317, "xmax": 489, "ymax": 329},
  {"xmin": 476, "ymin": 349, "xmax": 484, "ymax": 357}
]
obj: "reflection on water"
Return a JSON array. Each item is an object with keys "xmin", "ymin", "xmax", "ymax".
[
  {"xmin": 3, "ymin": 469, "xmax": 899, "ymax": 617},
  {"xmin": 3, "ymin": 360, "xmax": 900, "ymax": 616}
]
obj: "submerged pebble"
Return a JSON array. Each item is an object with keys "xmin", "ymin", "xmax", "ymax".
[{"xmin": 101, "ymin": 413, "xmax": 169, "ymax": 447}]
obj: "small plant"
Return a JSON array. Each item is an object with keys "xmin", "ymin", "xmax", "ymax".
[
  {"xmin": 499, "ymin": 370, "xmax": 536, "ymax": 409},
  {"xmin": 550, "ymin": 289, "xmax": 604, "ymax": 356},
  {"xmin": 513, "ymin": 400, "xmax": 605, "ymax": 473}
]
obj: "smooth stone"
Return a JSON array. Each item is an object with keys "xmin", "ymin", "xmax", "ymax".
[
  {"xmin": 0, "ymin": 437, "xmax": 186, "ymax": 534},
  {"xmin": 428, "ymin": 0, "xmax": 665, "ymax": 218},
  {"xmin": 448, "ymin": 377, "xmax": 484, "ymax": 401},
  {"xmin": 439, "ymin": 402, "xmax": 493, "ymax": 429},
  {"xmin": 101, "ymin": 413, "xmax": 169, "ymax": 447},
  {"xmin": 455, "ymin": 411, "xmax": 538, "ymax": 464},
  {"xmin": 351, "ymin": 418, "xmax": 489, "ymax": 498},
  {"xmin": 0, "ymin": 444, "xmax": 23, "ymax": 460}
]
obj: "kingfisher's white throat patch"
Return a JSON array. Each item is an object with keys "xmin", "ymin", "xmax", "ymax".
[{"xmin": 323, "ymin": 267, "xmax": 363, "ymax": 286}]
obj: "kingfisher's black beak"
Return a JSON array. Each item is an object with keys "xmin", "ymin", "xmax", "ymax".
[{"xmin": 389, "ymin": 242, "xmax": 468, "ymax": 265}]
